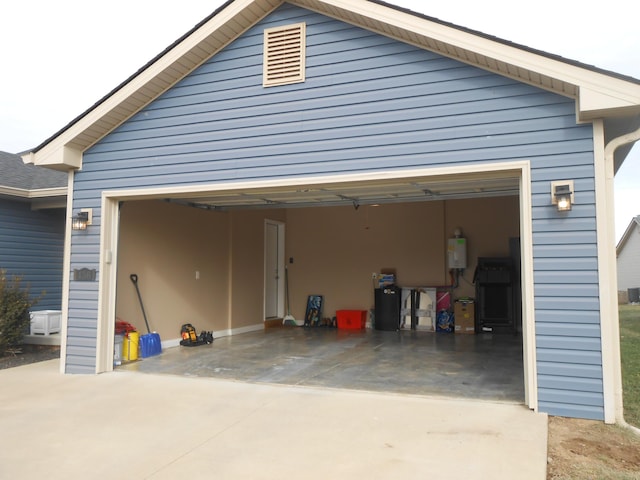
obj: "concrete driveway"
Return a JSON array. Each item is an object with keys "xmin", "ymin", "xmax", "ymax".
[{"xmin": 0, "ymin": 359, "xmax": 547, "ymax": 479}]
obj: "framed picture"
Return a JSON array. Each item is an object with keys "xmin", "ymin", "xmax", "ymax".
[{"xmin": 304, "ymin": 295, "xmax": 323, "ymax": 327}]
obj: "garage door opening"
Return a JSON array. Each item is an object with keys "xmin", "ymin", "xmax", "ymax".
[{"xmin": 97, "ymin": 163, "xmax": 536, "ymax": 409}]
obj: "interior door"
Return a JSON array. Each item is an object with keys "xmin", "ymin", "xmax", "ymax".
[{"xmin": 265, "ymin": 220, "xmax": 284, "ymax": 319}]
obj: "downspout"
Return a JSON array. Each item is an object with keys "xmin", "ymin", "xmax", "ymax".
[{"xmin": 603, "ymin": 125, "xmax": 640, "ymax": 433}]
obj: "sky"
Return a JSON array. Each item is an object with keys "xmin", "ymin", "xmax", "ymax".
[{"xmin": 1, "ymin": 0, "xmax": 638, "ymax": 240}]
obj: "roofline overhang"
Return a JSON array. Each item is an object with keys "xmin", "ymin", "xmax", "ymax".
[
  {"xmin": 22, "ymin": 0, "xmax": 640, "ymax": 171},
  {"xmin": 0, "ymin": 186, "xmax": 68, "ymax": 199}
]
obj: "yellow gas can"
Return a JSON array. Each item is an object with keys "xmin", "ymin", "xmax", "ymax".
[{"xmin": 123, "ymin": 331, "xmax": 139, "ymax": 361}]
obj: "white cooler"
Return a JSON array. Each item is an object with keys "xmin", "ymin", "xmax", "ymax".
[{"xmin": 30, "ymin": 310, "xmax": 62, "ymax": 335}]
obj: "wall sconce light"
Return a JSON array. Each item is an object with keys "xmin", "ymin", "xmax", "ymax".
[
  {"xmin": 551, "ymin": 181, "xmax": 574, "ymax": 212},
  {"xmin": 72, "ymin": 209, "xmax": 93, "ymax": 230}
]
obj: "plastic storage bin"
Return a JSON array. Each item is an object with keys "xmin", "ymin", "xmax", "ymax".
[
  {"xmin": 29, "ymin": 310, "xmax": 62, "ymax": 335},
  {"xmin": 336, "ymin": 310, "xmax": 367, "ymax": 329}
]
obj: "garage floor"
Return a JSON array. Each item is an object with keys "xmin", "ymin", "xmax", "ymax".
[{"xmin": 120, "ymin": 327, "xmax": 524, "ymax": 402}]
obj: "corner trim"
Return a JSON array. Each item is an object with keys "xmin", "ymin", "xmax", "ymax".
[
  {"xmin": 593, "ymin": 119, "xmax": 620, "ymax": 424},
  {"xmin": 58, "ymin": 170, "xmax": 74, "ymax": 373}
]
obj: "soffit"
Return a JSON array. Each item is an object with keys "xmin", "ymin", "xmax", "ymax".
[
  {"xmin": 293, "ymin": 0, "xmax": 577, "ymax": 95},
  {"xmin": 292, "ymin": 0, "xmax": 640, "ymax": 118}
]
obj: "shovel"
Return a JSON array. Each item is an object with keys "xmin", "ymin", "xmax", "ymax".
[{"xmin": 130, "ymin": 274, "xmax": 162, "ymax": 357}]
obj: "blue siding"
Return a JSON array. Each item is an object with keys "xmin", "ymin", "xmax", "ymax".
[
  {"xmin": 66, "ymin": 2, "xmax": 605, "ymax": 420},
  {"xmin": 0, "ymin": 199, "xmax": 65, "ymax": 310}
]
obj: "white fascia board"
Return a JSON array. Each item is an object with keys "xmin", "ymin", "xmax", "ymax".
[
  {"xmin": 579, "ymin": 86, "xmax": 640, "ymax": 120},
  {"xmin": 0, "ymin": 186, "xmax": 67, "ymax": 199},
  {"xmin": 307, "ymin": 0, "xmax": 640, "ymax": 119},
  {"xmin": 0, "ymin": 186, "xmax": 30, "ymax": 198},
  {"xmin": 28, "ymin": 187, "xmax": 68, "ymax": 198}
]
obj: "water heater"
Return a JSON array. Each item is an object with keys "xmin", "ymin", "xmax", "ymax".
[{"xmin": 447, "ymin": 237, "xmax": 467, "ymax": 269}]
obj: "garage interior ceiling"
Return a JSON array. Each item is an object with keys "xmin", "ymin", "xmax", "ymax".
[{"xmin": 163, "ymin": 173, "xmax": 520, "ymax": 211}]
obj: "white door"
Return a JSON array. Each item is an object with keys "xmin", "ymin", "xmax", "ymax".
[{"xmin": 265, "ymin": 220, "xmax": 285, "ymax": 319}]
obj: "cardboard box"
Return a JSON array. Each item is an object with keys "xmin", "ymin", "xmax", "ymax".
[
  {"xmin": 454, "ymin": 300, "xmax": 475, "ymax": 334},
  {"xmin": 374, "ymin": 274, "xmax": 396, "ymax": 288}
]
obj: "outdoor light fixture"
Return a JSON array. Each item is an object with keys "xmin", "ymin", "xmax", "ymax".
[
  {"xmin": 71, "ymin": 209, "xmax": 92, "ymax": 230},
  {"xmin": 551, "ymin": 181, "xmax": 574, "ymax": 212}
]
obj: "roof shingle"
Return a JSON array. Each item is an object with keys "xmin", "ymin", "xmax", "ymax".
[{"xmin": 0, "ymin": 151, "xmax": 67, "ymax": 191}]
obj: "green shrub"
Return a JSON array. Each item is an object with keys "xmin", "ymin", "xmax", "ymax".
[
  {"xmin": 0, "ymin": 270, "xmax": 39, "ymax": 355},
  {"xmin": 620, "ymin": 304, "xmax": 640, "ymax": 427}
]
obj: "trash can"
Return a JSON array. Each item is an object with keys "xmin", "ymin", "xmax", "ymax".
[
  {"xmin": 114, "ymin": 334, "xmax": 124, "ymax": 366},
  {"xmin": 629, "ymin": 288, "xmax": 640, "ymax": 304},
  {"xmin": 123, "ymin": 331, "xmax": 139, "ymax": 361},
  {"xmin": 374, "ymin": 286, "xmax": 401, "ymax": 331}
]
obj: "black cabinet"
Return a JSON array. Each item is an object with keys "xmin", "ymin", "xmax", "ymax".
[
  {"xmin": 474, "ymin": 257, "xmax": 514, "ymax": 333},
  {"xmin": 374, "ymin": 286, "xmax": 401, "ymax": 331}
]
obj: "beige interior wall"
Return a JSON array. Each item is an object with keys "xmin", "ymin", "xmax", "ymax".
[
  {"xmin": 116, "ymin": 201, "xmax": 288, "ymax": 338},
  {"xmin": 445, "ymin": 196, "xmax": 521, "ymax": 298},
  {"xmin": 116, "ymin": 200, "xmax": 231, "ymax": 339},
  {"xmin": 285, "ymin": 197, "xmax": 520, "ymax": 320},
  {"xmin": 115, "ymin": 195, "xmax": 519, "ymax": 337},
  {"xmin": 228, "ymin": 209, "xmax": 286, "ymax": 328},
  {"xmin": 285, "ymin": 202, "xmax": 447, "ymax": 320}
]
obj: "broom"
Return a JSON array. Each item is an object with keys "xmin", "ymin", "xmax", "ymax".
[{"xmin": 282, "ymin": 266, "xmax": 299, "ymax": 326}]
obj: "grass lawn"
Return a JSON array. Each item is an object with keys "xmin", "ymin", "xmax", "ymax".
[{"xmin": 620, "ymin": 304, "xmax": 640, "ymax": 427}]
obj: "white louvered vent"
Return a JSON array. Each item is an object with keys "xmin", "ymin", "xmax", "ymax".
[{"xmin": 263, "ymin": 23, "xmax": 306, "ymax": 87}]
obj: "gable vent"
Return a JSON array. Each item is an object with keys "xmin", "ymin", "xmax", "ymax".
[{"xmin": 263, "ymin": 23, "xmax": 306, "ymax": 87}]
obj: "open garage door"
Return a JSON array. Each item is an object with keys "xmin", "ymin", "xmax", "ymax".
[{"xmin": 97, "ymin": 163, "xmax": 536, "ymax": 409}]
